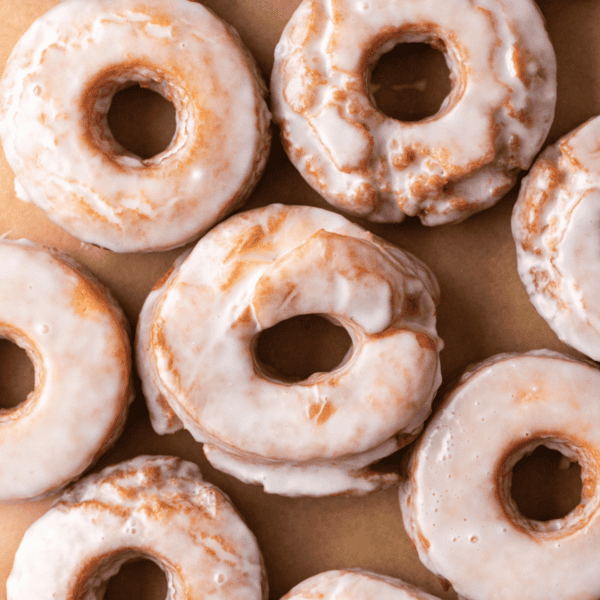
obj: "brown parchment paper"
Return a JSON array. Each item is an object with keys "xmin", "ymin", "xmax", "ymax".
[{"xmin": 0, "ymin": 0, "xmax": 598, "ymax": 598}]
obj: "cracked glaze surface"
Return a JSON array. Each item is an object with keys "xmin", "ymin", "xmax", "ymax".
[
  {"xmin": 0, "ymin": 239, "xmax": 133, "ymax": 502},
  {"xmin": 136, "ymin": 204, "xmax": 443, "ymax": 496},
  {"xmin": 271, "ymin": 0, "xmax": 556, "ymax": 225},
  {"xmin": 0, "ymin": 0, "xmax": 271, "ymax": 252},
  {"xmin": 399, "ymin": 350, "xmax": 600, "ymax": 600},
  {"xmin": 6, "ymin": 455, "xmax": 268, "ymax": 600},
  {"xmin": 512, "ymin": 116, "xmax": 600, "ymax": 361},
  {"xmin": 280, "ymin": 569, "xmax": 440, "ymax": 600}
]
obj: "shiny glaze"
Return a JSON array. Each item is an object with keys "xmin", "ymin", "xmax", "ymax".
[
  {"xmin": 7, "ymin": 455, "xmax": 268, "ymax": 599},
  {"xmin": 400, "ymin": 351, "xmax": 600, "ymax": 600},
  {"xmin": 0, "ymin": 239, "xmax": 132, "ymax": 502},
  {"xmin": 280, "ymin": 569, "xmax": 439, "ymax": 600},
  {"xmin": 0, "ymin": 0, "xmax": 271, "ymax": 252},
  {"xmin": 271, "ymin": 0, "xmax": 556, "ymax": 225},
  {"xmin": 513, "ymin": 116, "xmax": 600, "ymax": 360},
  {"xmin": 136, "ymin": 204, "xmax": 443, "ymax": 496}
]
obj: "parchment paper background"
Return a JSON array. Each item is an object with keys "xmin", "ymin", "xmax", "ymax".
[{"xmin": 0, "ymin": 1, "xmax": 598, "ymax": 598}]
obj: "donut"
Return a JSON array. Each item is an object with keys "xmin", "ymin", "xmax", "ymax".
[
  {"xmin": 280, "ymin": 569, "xmax": 439, "ymax": 600},
  {"xmin": 0, "ymin": 0, "xmax": 271, "ymax": 253},
  {"xmin": 271, "ymin": 0, "xmax": 556, "ymax": 225},
  {"xmin": 6, "ymin": 455, "xmax": 268, "ymax": 600},
  {"xmin": 0, "ymin": 239, "xmax": 133, "ymax": 502},
  {"xmin": 399, "ymin": 350, "xmax": 600, "ymax": 600},
  {"xmin": 512, "ymin": 116, "xmax": 600, "ymax": 361},
  {"xmin": 135, "ymin": 204, "xmax": 443, "ymax": 496}
]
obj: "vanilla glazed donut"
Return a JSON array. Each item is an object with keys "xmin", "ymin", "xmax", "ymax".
[
  {"xmin": 136, "ymin": 204, "xmax": 443, "ymax": 496},
  {"xmin": 0, "ymin": 239, "xmax": 133, "ymax": 502},
  {"xmin": 6, "ymin": 455, "xmax": 268, "ymax": 600},
  {"xmin": 271, "ymin": 0, "xmax": 556, "ymax": 225},
  {"xmin": 512, "ymin": 116, "xmax": 600, "ymax": 361},
  {"xmin": 0, "ymin": 0, "xmax": 271, "ymax": 253},
  {"xmin": 280, "ymin": 569, "xmax": 439, "ymax": 600},
  {"xmin": 399, "ymin": 350, "xmax": 600, "ymax": 600}
]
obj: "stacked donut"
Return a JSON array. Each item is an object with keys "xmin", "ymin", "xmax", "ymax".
[
  {"xmin": 5, "ymin": 0, "xmax": 600, "ymax": 599},
  {"xmin": 135, "ymin": 203, "xmax": 443, "ymax": 496}
]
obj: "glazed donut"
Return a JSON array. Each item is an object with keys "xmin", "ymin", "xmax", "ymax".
[
  {"xmin": 0, "ymin": 0, "xmax": 271, "ymax": 253},
  {"xmin": 280, "ymin": 569, "xmax": 439, "ymax": 600},
  {"xmin": 399, "ymin": 350, "xmax": 600, "ymax": 600},
  {"xmin": 271, "ymin": 0, "xmax": 556, "ymax": 225},
  {"xmin": 6, "ymin": 455, "xmax": 268, "ymax": 600},
  {"xmin": 512, "ymin": 116, "xmax": 600, "ymax": 361},
  {"xmin": 0, "ymin": 239, "xmax": 133, "ymax": 502},
  {"xmin": 136, "ymin": 204, "xmax": 443, "ymax": 496}
]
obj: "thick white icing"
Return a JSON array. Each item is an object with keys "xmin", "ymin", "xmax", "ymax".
[
  {"xmin": 0, "ymin": 239, "xmax": 132, "ymax": 502},
  {"xmin": 281, "ymin": 569, "xmax": 440, "ymax": 600},
  {"xmin": 271, "ymin": 0, "xmax": 556, "ymax": 225},
  {"xmin": 399, "ymin": 351, "xmax": 600, "ymax": 600},
  {"xmin": 512, "ymin": 116, "xmax": 600, "ymax": 360},
  {"xmin": 6, "ymin": 455, "xmax": 268, "ymax": 600},
  {"xmin": 0, "ymin": 0, "xmax": 271, "ymax": 253},
  {"xmin": 136, "ymin": 204, "xmax": 443, "ymax": 496}
]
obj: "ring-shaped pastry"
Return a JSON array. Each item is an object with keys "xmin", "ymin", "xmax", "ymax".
[
  {"xmin": 0, "ymin": 239, "xmax": 132, "ymax": 502},
  {"xmin": 399, "ymin": 350, "xmax": 600, "ymax": 600},
  {"xmin": 512, "ymin": 116, "xmax": 600, "ymax": 361},
  {"xmin": 280, "ymin": 569, "xmax": 439, "ymax": 600},
  {"xmin": 136, "ymin": 204, "xmax": 443, "ymax": 496},
  {"xmin": 6, "ymin": 455, "xmax": 268, "ymax": 600},
  {"xmin": 0, "ymin": 0, "xmax": 271, "ymax": 252},
  {"xmin": 271, "ymin": 0, "xmax": 556, "ymax": 225}
]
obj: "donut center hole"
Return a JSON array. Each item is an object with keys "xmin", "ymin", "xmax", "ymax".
[
  {"xmin": 104, "ymin": 558, "xmax": 168, "ymax": 600},
  {"xmin": 0, "ymin": 339, "xmax": 35, "ymax": 410},
  {"xmin": 254, "ymin": 314, "xmax": 353, "ymax": 383},
  {"xmin": 369, "ymin": 42, "xmax": 452, "ymax": 122},
  {"xmin": 510, "ymin": 445, "xmax": 582, "ymax": 522},
  {"xmin": 107, "ymin": 84, "xmax": 176, "ymax": 159}
]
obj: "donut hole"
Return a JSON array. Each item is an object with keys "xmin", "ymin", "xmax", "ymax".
[
  {"xmin": 103, "ymin": 558, "xmax": 168, "ymax": 600},
  {"xmin": 0, "ymin": 338, "xmax": 35, "ymax": 411},
  {"xmin": 368, "ymin": 42, "xmax": 453, "ymax": 122},
  {"xmin": 253, "ymin": 314, "xmax": 353, "ymax": 383},
  {"xmin": 510, "ymin": 445, "xmax": 582, "ymax": 521},
  {"xmin": 500, "ymin": 438, "xmax": 596, "ymax": 534},
  {"xmin": 107, "ymin": 84, "xmax": 177, "ymax": 159}
]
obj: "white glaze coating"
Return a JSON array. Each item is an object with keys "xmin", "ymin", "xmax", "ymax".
[
  {"xmin": 136, "ymin": 204, "xmax": 443, "ymax": 496},
  {"xmin": 0, "ymin": 239, "xmax": 133, "ymax": 502},
  {"xmin": 512, "ymin": 116, "xmax": 600, "ymax": 360},
  {"xmin": 280, "ymin": 569, "xmax": 439, "ymax": 600},
  {"xmin": 7, "ymin": 455, "xmax": 268, "ymax": 600},
  {"xmin": 0, "ymin": 0, "xmax": 271, "ymax": 253},
  {"xmin": 271, "ymin": 0, "xmax": 556, "ymax": 225},
  {"xmin": 399, "ymin": 350, "xmax": 600, "ymax": 600}
]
